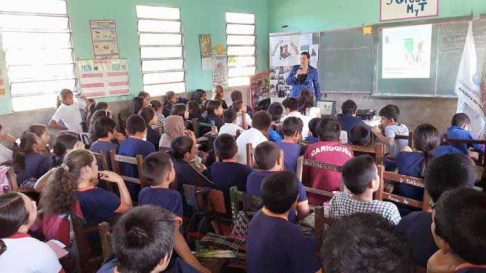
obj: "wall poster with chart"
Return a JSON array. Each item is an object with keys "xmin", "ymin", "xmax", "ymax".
[
  {"xmin": 77, "ymin": 59, "xmax": 130, "ymax": 98},
  {"xmin": 90, "ymin": 20, "xmax": 120, "ymax": 59}
]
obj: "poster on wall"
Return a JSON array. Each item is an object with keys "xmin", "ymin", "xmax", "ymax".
[
  {"xmin": 269, "ymin": 66, "xmax": 292, "ymax": 102},
  {"xmin": 249, "ymin": 72, "xmax": 270, "ymax": 109},
  {"xmin": 90, "ymin": 20, "xmax": 120, "ymax": 59},
  {"xmin": 382, "ymin": 24, "xmax": 433, "ymax": 79},
  {"xmin": 212, "ymin": 55, "xmax": 228, "ymax": 87},
  {"xmin": 270, "ymin": 32, "xmax": 301, "ymax": 67},
  {"xmin": 380, "ymin": 0, "xmax": 439, "ymax": 22},
  {"xmin": 309, "ymin": 44, "xmax": 319, "ymax": 68},
  {"xmin": 77, "ymin": 59, "xmax": 130, "ymax": 98},
  {"xmin": 199, "ymin": 34, "xmax": 212, "ymax": 58},
  {"xmin": 0, "ymin": 68, "xmax": 5, "ymax": 97}
]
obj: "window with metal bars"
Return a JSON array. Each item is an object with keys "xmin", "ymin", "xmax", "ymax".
[
  {"xmin": 226, "ymin": 12, "xmax": 256, "ymax": 87},
  {"xmin": 136, "ymin": 5, "xmax": 186, "ymax": 96}
]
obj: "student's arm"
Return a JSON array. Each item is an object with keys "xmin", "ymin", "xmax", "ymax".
[
  {"xmin": 77, "ymin": 94, "xmax": 89, "ymax": 109},
  {"xmin": 468, "ymin": 131, "xmax": 485, "ymax": 152},
  {"xmin": 240, "ymin": 108, "xmax": 248, "ymax": 130},
  {"xmin": 48, "ymin": 120, "xmax": 68, "ymax": 131},
  {"xmin": 371, "ymin": 126, "xmax": 394, "ymax": 146},
  {"xmin": 174, "ymin": 229, "xmax": 211, "ymax": 273},
  {"xmin": 34, "ymin": 168, "xmax": 56, "ymax": 192},
  {"xmin": 296, "ymin": 201, "xmax": 310, "ymax": 221},
  {"xmin": 99, "ymin": 171, "xmax": 133, "ymax": 212}
]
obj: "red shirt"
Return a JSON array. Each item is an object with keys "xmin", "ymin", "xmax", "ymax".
[
  {"xmin": 42, "ymin": 202, "xmax": 84, "ymax": 247},
  {"xmin": 303, "ymin": 141, "xmax": 353, "ymax": 205}
]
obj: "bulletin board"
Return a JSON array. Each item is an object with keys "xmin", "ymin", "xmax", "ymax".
[{"xmin": 77, "ymin": 59, "xmax": 130, "ymax": 98}]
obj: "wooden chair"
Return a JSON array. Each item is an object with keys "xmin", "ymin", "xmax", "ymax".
[
  {"xmin": 98, "ymin": 221, "xmax": 111, "ymax": 261},
  {"xmin": 230, "ymin": 186, "xmax": 262, "ymax": 220},
  {"xmin": 298, "ymin": 157, "xmax": 343, "ymax": 205},
  {"xmin": 314, "ymin": 206, "xmax": 334, "ymax": 255},
  {"xmin": 192, "ymin": 119, "xmax": 213, "ymax": 138},
  {"xmin": 395, "ymin": 132, "xmax": 414, "ymax": 148},
  {"xmin": 375, "ymin": 165, "xmax": 431, "ymax": 211},
  {"xmin": 70, "ymin": 214, "xmax": 104, "ymax": 273},
  {"xmin": 109, "ymin": 150, "xmax": 148, "ymax": 188},
  {"xmin": 246, "ymin": 143, "xmax": 255, "ymax": 167},
  {"xmin": 346, "ymin": 143, "xmax": 385, "ymax": 165}
]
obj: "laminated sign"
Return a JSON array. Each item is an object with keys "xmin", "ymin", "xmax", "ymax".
[{"xmin": 380, "ymin": 0, "xmax": 439, "ymax": 22}]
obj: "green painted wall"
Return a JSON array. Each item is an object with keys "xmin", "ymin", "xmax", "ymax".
[
  {"xmin": 0, "ymin": 0, "xmax": 269, "ymax": 115},
  {"xmin": 268, "ymin": 0, "xmax": 486, "ymax": 33}
]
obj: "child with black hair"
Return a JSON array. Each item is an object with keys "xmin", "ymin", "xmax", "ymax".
[
  {"xmin": 397, "ymin": 153, "xmax": 476, "ymax": 268},
  {"xmin": 171, "ymin": 103, "xmax": 189, "ymax": 120},
  {"xmin": 230, "ymin": 90, "xmax": 252, "ymax": 117},
  {"xmin": 281, "ymin": 97, "xmax": 310, "ymax": 138},
  {"xmin": 187, "ymin": 100, "xmax": 202, "ymax": 121},
  {"xmin": 163, "ymin": 91, "xmax": 177, "ymax": 117},
  {"xmin": 13, "ymin": 132, "xmax": 51, "ymax": 186},
  {"xmin": 138, "ymin": 91, "xmax": 151, "ymax": 103},
  {"xmin": 219, "ymin": 109, "xmax": 243, "ymax": 137},
  {"xmin": 49, "ymin": 89, "xmax": 89, "ymax": 133},
  {"xmin": 130, "ymin": 96, "xmax": 148, "ymax": 116},
  {"xmin": 247, "ymin": 141, "xmax": 310, "ymax": 221},
  {"xmin": 232, "ymin": 100, "xmax": 252, "ymax": 129},
  {"xmin": 28, "ymin": 124, "xmax": 51, "ymax": 155},
  {"xmin": 236, "ymin": 111, "xmax": 272, "ymax": 164},
  {"xmin": 212, "ymin": 134, "xmax": 253, "ymax": 214},
  {"xmin": 337, "ymin": 99, "xmax": 365, "ymax": 138},
  {"xmin": 87, "ymin": 102, "xmax": 110, "ymax": 133},
  {"xmin": 139, "ymin": 152, "xmax": 182, "ymax": 217},
  {"xmin": 267, "ymin": 102, "xmax": 283, "ymax": 143},
  {"xmin": 446, "ymin": 113, "xmax": 485, "ymax": 155},
  {"xmin": 247, "ymin": 171, "xmax": 321, "ymax": 273},
  {"xmin": 204, "ymin": 100, "xmax": 225, "ymax": 130},
  {"xmin": 329, "ymin": 155, "xmax": 401, "ymax": 225},
  {"xmin": 277, "ymin": 117, "xmax": 305, "ymax": 173},
  {"xmin": 320, "ymin": 213, "xmax": 414, "ymax": 273},
  {"xmin": 305, "ymin": 118, "xmax": 321, "ymax": 143},
  {"xmin": 90, "ymin": 116, "xmax": 120, "ymax": 167},
  {"xmin": 150, "ymin": 99, "xmax": 165, "ymax": 135},
  {"xmin": 429, "ymin": 188, "xmax": 486, "ymax": 273},
  {"xmin": 349, "ymin": 123, "xmax": 371, "ymax": 146},
  {"xmin": 303, "ymin": 118, "xmax": 353, "ymax": 204},
  {"xmin": 140, "ymin": 107, "xmax": 161, "ymax": 151}
]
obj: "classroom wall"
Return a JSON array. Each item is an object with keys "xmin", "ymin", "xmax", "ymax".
[
  {"xmin": 268, "ymin": 0, "xmax": 486, "ymax": 132},
  {"xmin": 0, "ymin": 0, "xmax": 269, "ymax": 133}
]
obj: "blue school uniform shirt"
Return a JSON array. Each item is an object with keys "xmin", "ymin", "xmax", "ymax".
[
  {"xmin": 205, "ymin": 114, "xmax": 225, "ymax": 130},
  {"xmin": 268, "ymin": 128, "xmax": 282, "ymax": 143},
  {"xmin": 247, "ymin": 209, "xmax": 321, "ymax": 273},
  {"xmin": 90, "ymin": 140, "xmax": 119, "ymax": 170},
  {"xmin": 97, "ymin": 257, "xmax": 198, "ymax": 273},
  {"xmin": 305, "ymin": 136, "xmax": 319, "ymax": 143},
  {"xmin": 211, "ymin": 162, "xmax": 253, "ymax": 214},
  {"xmin": 138, "ymin": 187, "xmax": 183, "ymax": 218},
  {"xmin": 277, "ymin": 142, "xmax": 303, "ymax": 173},
  {"xmin": 146, "ymin": 127, "xmax": 161, "ymax": 151},
  {"xmin": 172, "ymin": 160, "xmax": 213, "ymax": 192},
  {"xmin": 77, "ymin": 187, "xmax": 121, "ymax": 224},
  {"xmin": 337, "ymin": 114, "xmax": 365, "ymax": 139},
  {"xmin": 447, "ymin": 126, "xmax": 485, "ymax": 155},
  {"xmin": 16, "ymin": 152, "xmax": 51, "ymax": 186}
]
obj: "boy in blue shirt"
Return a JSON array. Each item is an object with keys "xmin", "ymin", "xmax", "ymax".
[
  {"xmin": 139, "ymin": 152, "xmax": 183, "ymax": 218},
  {"xmin": 337, "ymin": 100, "xmax": 365, "ymax": 139},
  {"xmin": 90, "ymin": 116, "xmax": 119, "ymax": 170},
  {"xmin": 247, "ymin": 141, "xmax": 310, "ymax": 221},
  {"xmin": 305, "ymin": 118, "xmax": 321, "ymax": 143},
  {"xmin": 446, "ymin": 113, "xmax": 485, "ymax": 155},
  {"xmin": 267, "ymin": 102, "xmax": 283, "ymax": 143},
  {"xmin": 118, "ymin": 114, "xmax": 156, "ymax": 200},
  {"xmin": 350, "ymin": 123, "xmax": 371, "ymax": 146},
  {"xmin": 247, "ymin": 171, "xmax": 322, "ymax": 273},
  {"xmin": 277, "ymin": 117, "xmax": 306, "ymax": 173}
]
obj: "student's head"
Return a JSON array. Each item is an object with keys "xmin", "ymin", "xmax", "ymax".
[
  {"xmin": 232, "ymin": 100, "xmax": 245, "ymax": 112},
  {"xmin": 308, "ymin": 118, "xmax": 321, "ymax": 138},
  {"xmin": 254, "ymin": 141, "xmax": 283, "ymax": 171},
  {"xmin": 88, "ymin": 102, "xmax": 110, "ymax": 121},
  {"xmin": 214, "ymin": 85, "xmax": 224, "ymax": 100},
  {"xmin": 40, "ymin": 150, "xmax": 97, "ymax": 215},
  {"xmin": 187, "ymin": 100, "xmax": 201, "ymax": 117},
  {"xmin": 223, "ymin": 109, "xmax": 237, "ymax": 124},
  {"xmin": 139, "ymin": 107, "xmax": 157, "ymax": 127},
  {"xmin": 28, "ymin": 124, "xmax": 49, "ymax": 146},
  {"xmin": 350, "ymin": 124, "xmax": 371, "ymax": 146},
  {"xmin": 93, "ymin": 116, "xmax": 117, "ymax": 140},
  {"xmin": 341, "ymin": 100, "xmax": 358, "ymax": 116},
  {"xmin": 59, "ymin": 89, "xmax": 74, "ymax": 106},
  {"xmin": 451, "ymin": 113, "xmax": 471, "ymax": 129},
  {"xmin": 112, "ymin": 206, "xmax": 176, "ymax": 273},
  {"xmin": 300, "ymin": 51, "xmax": 310, "ymax": 66},
  {"xmin": 261, "ymin": 171, "xmax": 299, "ymax": 214},
  {"xmin": 230, "ymin": 90, "xmax": 243, "ymax": 103},
  {"xmin": 13, "ymin": 132, "xmax": 42, "ymax": 172},
  {"xmin": 142, "ymin": 152, "xmax": 175, "ymax": 186},
  {"xmin": 89, "ymin": 109, "xmax": 111, "ymax": 136},
  {"xmin": 131, "ymin": 97, "xmax": 147, "ymax": 115},
  {"xmin": 342, "ymin": 155, "xmax": 379, "ymax": 194},
  {"xmin": 282, "ymin": 117, "xmax": 303, "ymax": 140},
  {"xmin": 268, "ymin": 102, "xmax": 284, "ymax": 121},
  {"xmin": 0, "ymin": 192, "xmax": 38, "ymax": 255},
  {"xmin": 192, "ymin": 89, "xmax": 207, "ymax": 103},
  {"xmin": 379, "ymin": 104, "xmax": 400, "ymax": 126},
  {"xmin": 316, "ymin": 117, "xmax": 341, "ymax": 142},
  {"xmin": 413, "ymin": 124, "xmax": 439, "ymax": 152},
  {"xmin": 170, "ymin": 103, "xmax": 189, "ymax": 120},
  {"xmin": 282, "ymin": 97, "xmax": 298, "ymax": 114},
  {"xmin": 297, "ymin": 89, "xmax": 314, "ymax": 115},
  {"xmin": 138, "ymin": 91, "xmax": 151, "ymax": 102},
  {"xmin": 424, "ymin": 153, "xmax": 475, "ymax": 203},
  {"xmin": 320, "ymin": 213, "xmax": 413, "ymax": 273},
  {"xmin": 169, "ymin": 136, "xmax": 194, "ymax": 161},
  {"xmin": 163, "ymin": 116, "xmax": 184, "ymax": 140},
  {"xmin": 126, "ymin": 115, "xmax": 148, "ymax": 136},
  {"xmin": 206, "ymin": 100, "xmax": 223, "ymax": 116},
  {"xmin": 432, "ymin": 189, "xmax": 486, "ymax": 265},
  {"xmin": 214, "ymin": 134, "xmax": 238, "ymax": 160},
  {"xmin": 150, "ymin": 100, "xmax": 163, "ymax": 114},
  {"xmin": 52, "ymin": 132, "xmax": 79, "ymax": 161},
  {"xmin": 166, "ymin": 91, "xmax": 177, "ymax": 104},
  {"xmin": 252, "ymin": 111, "xmax": 272, "ymax": 134}
]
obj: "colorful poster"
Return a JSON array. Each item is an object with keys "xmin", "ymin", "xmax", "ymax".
[
  {"xmin": 199, "ymin": 34, "xmax": 212, "ymax": 58},
  {"xmin": 309, "ymin": 44, "xmax": 319, "ymax": 68},
  {"xmin": 77, "ymin": 59, "xmax": 130, "ymax": 98},
  {"xmin": 270, "ymin": 32, "xmax": 301, "ymax": 67},
  {"xmin": 249, "ymin": 72, "xmax": 270, "ymax": 109},
  {"xmin": 382, "ymin": 24, "xmax": 432, "ymax": 79},
  {"xmin": 0, "ymin": 68, "xmax": 5, "ymax": 97},
  {"xmin": 269, "ymin": 66, "xmax": 292, "ymax": 102},
  {"xmin": 212, "ymin": 55, "xmax": 228, "ymax": 86},
  {"xmin": 90, "ymin": 20, "xmax": 120, "ymax": 59},
  {"xmin": 380, "ymin": 0, "xmax": 439, "ymax": 22}
]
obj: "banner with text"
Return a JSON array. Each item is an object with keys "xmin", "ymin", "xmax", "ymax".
[
  {"xmin": 77, "ymin": 59, "xmax": 130, "ymax": 98},
  {"xmin": 380, "ymin": 0, "xmax": 439, "ymax": 22},
  {"xmin": 270, "ymin": 32, "xmax": 301, "ymax": 67}
]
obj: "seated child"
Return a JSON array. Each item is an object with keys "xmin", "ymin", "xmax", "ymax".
[
  {"xmin": 232, "ymin": 100, "xmax": 252, "ymax": 129},
  {"xmin": 13, "ymin": 132, "xmax": 51, "ymax": 186},
  {"xmin": 337, "ymin": 100, "xmax": 365, "ymax": 139},
  {"xmin": 138, "ymin": 91, "xmax": 151, "ymax": 103},
  {"xmin": 320, "ymin": 213, "xmax": 414, "ymax": 273},
  {"xmin": 97, "ymin": 206, "xmax": 202, "ymax": 273},
  {"xmin": 28, "ymin": 124, "xmax": 50, "ymax": 155},
  {"xmin": 187, "ymin": 100, "xmax": 202, "ymax": 121},
  {"xmin": 0, "ymin": 124, "xmax": 15, "ymax": 164},
  {"xmin": 349, "ymin": 123, "xmax": 371, "ymax": 146},
  {"xmin": 277, "ymin": 117, "xmax": 305, "ymax": 173},
  {"xmin": 219, "ymin": 109, "xmax": 244, "ymax": 137},
  {"xmin": 428, "ymin": 188, "xmax": 486, "ymax": 273},
  {"xmin": 163, "ymin": 91, "xmax": 177, "ymax": 117},
  {"xmin": 139, "ymin": 152, "xmax": 182, "ymax": 218},
  {"xmin": 247, "ymin": 141, "xmax": 310, "ymax": 221},
  {"xmin": 49, "ymin": 89, "xmax": 89, "ymax": 133},
  {"xmin": 447, "ymin": 113, "xmax": 485, "ymax": 155},
  {"xmin": 212, "ymin": 134, "xmax": 253, "ymax": 214},
  {"xmin": 397, "ymin": 153, "xmax": 476, "ymax": 268},
  {"xmin": 230, "ymin": 90, "xmax": 253, "ymax": 117},
  {"xmin": 118, "ymin": 115, "xmax": 156, "ymax": 199},
  {"xmin": 90, "ymin": 116, "xmax": 119, "ymax": 169},
  {"xmin": 204, "ymin": 100, "xmax": 225, "ymax": 130},
  {"xmin": 150, "ymin": 99, "xmax": 165, "ymax": 135},
  {"xmin": 329, "ymin": 155, "xmax": 401, "ymax": 225},
  {"xmin": 281, "ymin": 98, "xmax": 310, "ymax": 139},
  {"xmin": 0, "ymin": 192, "xmax": 63, "ymax": 272},
  {"xmin": 130, "ymin": 97, "xmax": 148, "ymax": 116},
  {"xmin": 371, "ymin": 104, "xmax": 409, "ymax": 170},
  {"xmin": 247, "ymin": 172, "xmax": 322, "ymax": 273},
  {"xmin": 140, "ymin": 107, "xmax": 161, "ymax": 150},
  {"xmin": 305, "ymin": 118, "xmax": 321, "ymax": 143},
  {"xmin": 236, "ymin": 111, "xmax": 272, "ymax": 164},
  {"xmin": 171, "ymin": 103, "xmax": 189, "ymax": 120},
  {"xmin": 303, "ymin": 118, "xmax": 353, "ymax": 205},
  {"xmin": 267, "ymin": 102, "xmax": 283, "ymax": 143}
]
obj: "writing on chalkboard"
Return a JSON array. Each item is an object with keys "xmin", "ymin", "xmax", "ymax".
[
  {"xmin": 322, "ymin": 46, "xmax": 370, "ymax": 52},
  {"xmin": 440, "ymin": 23, "xmax": 486, "ymax": 55},
  {"xmin": 380, "ymin": 0, "xmax": 438, "ymax": 22}
]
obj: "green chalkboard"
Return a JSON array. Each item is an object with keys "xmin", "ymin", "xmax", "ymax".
[{"xmin": 318, "ymin": 28, "xmax": 374, "ymax": 93}]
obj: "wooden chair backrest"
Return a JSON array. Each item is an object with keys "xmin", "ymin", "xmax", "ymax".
[
  {"xmin": 314, "ymin": 206, "xmax": 334, "ymax": 255},
  {"xmin": 230, "ymin": 186, "xmax": 262, "ymax": 220},
  {"xmin": 346, "ymin": 143, "xmax": 385, "ymax": 165},
  {"xmin": 109, "ymin": 150, "xmax": 147, "ymax": 188},
  {"xmin": 70, "ymin": 214, "xmax": 103, "ymax": 272},
  {"xmin": 192, "ymin": 119, "xmax": 213, "ymax": 138},
  {"xmin": 6, "ymin": 166, "xmax": 18, "ymax": 192},
  {"xmin": 246, "ymin": 143, "xmax": 255, "ymax": 167},
  {"xmin": 299, "ymin": 158, "xmax": 342, "ymax": 202},
  {"xmin": 395, "ymin": 131, "xmax": 413, "ymax": 147},
  {"xmin": 93, "ymin": 151, "xmax": 114, "ymax": 192},
  {"xmin": 98, "ymin": 221, "xmax": 111, "ymax": 261},
  {"xmin": 375, "ymin": 165, "xmax": 431, "ymax": 211}
]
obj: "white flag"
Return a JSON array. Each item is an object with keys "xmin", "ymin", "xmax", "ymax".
[{"xmin": 455, "ymin": 22, "xmax": 485, "ymax": 138}]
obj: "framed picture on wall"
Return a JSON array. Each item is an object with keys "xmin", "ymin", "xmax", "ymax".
[
  {"xmin": 199, "ymin": 34, "xmax": 212, "ymax": 58},
  {"xmin": 90, "ymin": 20, "xmax": 120, "ymax": 59}
]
